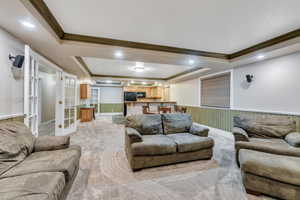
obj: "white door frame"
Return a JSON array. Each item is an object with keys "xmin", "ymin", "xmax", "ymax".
[
  {"xmin": 56, "ymin": 72, "xmax": 78, "ymax": 136},
  {"xmin": 24, "ymin": 45, "xmax": 39, "ymax": 136}
]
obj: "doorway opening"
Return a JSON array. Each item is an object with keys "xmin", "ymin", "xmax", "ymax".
[{"xmin": 38, "ymin": 65, "xmax": 57, "ymax": 136}]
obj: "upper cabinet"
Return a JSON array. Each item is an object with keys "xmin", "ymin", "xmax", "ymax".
[{"xmin": 80, "ymin": 84, "xmax": 91, "ymax": 99}]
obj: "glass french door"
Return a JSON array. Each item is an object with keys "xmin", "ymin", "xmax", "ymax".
[
  {"xmin": 91, "ymin": 87, "xmax": 101, "ymax": 115},
  {"xmin": 24, "ymin": 45, "xmax": 39, "ymax": 137},
  {"xmin": 55, "ymin": 73, "xmax": 78, "ymax": 136}
]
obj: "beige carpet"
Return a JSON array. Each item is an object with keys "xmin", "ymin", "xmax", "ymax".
[{"xmin": 66, "ymin": 116, "xmax": 272, "ymax": 200}]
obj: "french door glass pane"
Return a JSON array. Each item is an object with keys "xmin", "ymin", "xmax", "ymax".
[{"xmin": 64, "ymin": 76, "xmax": 76, "ymax": 131}]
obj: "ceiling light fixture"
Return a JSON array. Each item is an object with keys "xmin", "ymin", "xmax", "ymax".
[
  {"xmin": 20, "ymin": 20, "xmax": 35, "ymax": 29},
  {"xmin": 106, "ymin": 80, "xmax": 112, "ymax": 83},
  {"xmin": 188, "ymin": 59, "xmax": 195, "ymax": 65},
  {"xmin": 114, "ymin": 50, "xmax": 124, "ymax": 58},
  {"xmin": 134, "ymin": 62, "xmax": 145, "ymax": 72},
  {"xmin": 142, "ymin": 81, "xmax": 147, "ymax": 85},
  {"xmin": 256, "ymin": 54, "xmax": 265, "ymax": 60}
]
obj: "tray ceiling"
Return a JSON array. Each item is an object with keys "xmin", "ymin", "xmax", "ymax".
[{"xmin": 44, "ymin": 0, "xmax": 300, "ymax": 54}]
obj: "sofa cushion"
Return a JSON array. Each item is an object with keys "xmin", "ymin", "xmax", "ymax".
[
  {"xmin": 1, "ymin": 145, "xmax": 81, "ymax": 182},
  {"xmin": 233, "ymin": 115, "xmax": 296, "ymax": 138},
  {"xmin": 126, "ymin": 114, "xmax": 163, "ymax": 135},
  {"xmin": 239, "ymin": 149, "xmax": 300, "ymax": 186},
  {"xmin": 236, "ymin": 138, "xmax": 300, "ymax": 158},
  {"xmin": 285, "ymin": 132, "xmax": 300, "ymax": 147},
  {"xmin": 161, "ymin": 113, "xmax": 192, "ymax": 134},
  {"xmin": 0, "ymin": 172, "xmax": 65, "ymax": 200},
  {"xmin": 34, "ymin": 135, "xmax": 70, "ymax": 152},
  {"xmin": 167, "ymin": 133, "xmax": 214, "ymax": 153},
  {"xmin": 132, "ymin": 135, "xmax": 176, "ymax": 156}
]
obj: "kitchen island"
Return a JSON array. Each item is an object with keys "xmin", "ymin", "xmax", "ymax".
[{"xmin": 124, "ymin": 101, "xmax": 177, "ymax": 116}]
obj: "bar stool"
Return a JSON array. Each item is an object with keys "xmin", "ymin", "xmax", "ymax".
[
  {"xmin": 142, "ymin": 105, "xmax": 156, "ymax": 114},
  {"xmin": 158, "ymin": 106, "xmax": 172, "ymax": 114}
]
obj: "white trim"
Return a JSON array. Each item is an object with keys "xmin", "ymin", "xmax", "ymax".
[
  {"xmin": 199, "ymin": 70, "xmax": 232, "ymax": 80},
  {"xmin": 0, "ymin": 113, "xmax": 24, "ymax": 120},
  {"xmin": 232, "ymin": 107, "xmax": 300, "ymax": 117},
  {"xmin": 230, "ymin": 69, "xmax": 234, "ymax": 108},
  {"xmin": 178, "ymin": 104, "xmax": 300, "ymax": 117},
  {"xmin": 198, "ymin": 77, "xmax": 201, "ymax": 106},
  {"xmin": 99, "ymin": 112, "xmax": 123, "ymax": 115}
]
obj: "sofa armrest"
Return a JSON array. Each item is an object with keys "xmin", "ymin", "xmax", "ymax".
[
  {"xmin": 189, "ymin": 123, "xmax": 209, "ymax": 137},
  {"xmin": 285, "ymin": 132, "xmax": 300, "ymax": 147},
  {"xmin": 232, "ymin": 127, "xmax": 249, "ymax": 142},
  {"xmin": 34, "ymin": 136, "xmax": 70, "ymax": 152},
  {"xmin": 126, "ymin": 128, "xmax": 143, "ymax": 143}
]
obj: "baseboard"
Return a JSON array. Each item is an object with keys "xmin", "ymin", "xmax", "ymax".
[{"xmin": 0, "ymin": 113, "xmax": 24, "ymax": 121}]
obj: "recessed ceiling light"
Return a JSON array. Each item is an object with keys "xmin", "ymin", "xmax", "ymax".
[
  {"xmin": 114, "ymin": 51, "xmax": 124, "ymax": 58},
  {"xmin": 188, "ymin": 59, "xmax": 195, "ymax": 65},
  {"xmin": 133, "ymin": 62, "xmax": 145, "ymax": 72},
  {"xmin": 131, "ymin": 80, "xmax": 135, "ymax": 83},
  {"xmin": 142, "ymin": 82, "xmax": 147, "ymax": 85},
  {"xmin": 20, "ymin": 20, "xmax": 35, "ymax": 29},
  {"xmin": 106, "ymin": 80, "xmax": 112, "ymax": 83},
  {"xmin": 256, "ymin": 54, "xmax": 265, "ymax": 59}
]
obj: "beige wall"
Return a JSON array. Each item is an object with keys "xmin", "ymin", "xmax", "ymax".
[
  {"xmin": 39, "ymin": 72, "xmax": 56, "ymax": 122},
  {"xmin": 171, "ymin": 52, "xmax": 300, "ymax": 115},
  {"xmin": 170, "ymin": 78, "xmax": 200, "ymax": 106},
  {"xmin": 233, "ymin": 52, "xmax": 300, "ymax": 114},
  {"xmin": 0, "ymin": 28, "xmax": 24, "ymax": 119}
]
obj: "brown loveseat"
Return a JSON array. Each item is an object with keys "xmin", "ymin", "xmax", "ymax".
[
  {"xmin": 0, "ymin": 121, "xmax": 81, "ymax": 200},
  {"xmin": 125, "ymin": 113, "xmax": 214, "ymax": 171},
  {"xmin": 232, "ymin": 115, "xmax": 300, "ymax": 200}
]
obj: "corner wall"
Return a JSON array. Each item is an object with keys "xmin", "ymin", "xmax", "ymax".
[
  {"xmin": 171, "ymin": 52, "xmax": 300, "ymax": 131},
  {"xmin": 0, "ymin": 28, "xmax": 24, "ymax": 120},
  {"xmin": 170, "ymin": 78, "xmax": 200, "ymax": 106}
]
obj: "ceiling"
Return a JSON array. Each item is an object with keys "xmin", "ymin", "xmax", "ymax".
[
  {"xmin": 83, "ymin": 57, "xmax": 196, "ymax": 79},
  {"xmin": 0, "ymin": 1, "xmax": 299, "ymax": 82},
  {"xmin": 44, "ymin": 0, "xmax": 300, "ymax": 54}
]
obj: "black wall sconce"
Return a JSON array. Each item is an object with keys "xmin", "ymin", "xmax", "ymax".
[
  {"xmin": 246, "ymin": 74, "xmax": 254, "ymax": 83},
  {"xmin": 9, "ymin": 54, "xmax": 24, "ymax": 68}
]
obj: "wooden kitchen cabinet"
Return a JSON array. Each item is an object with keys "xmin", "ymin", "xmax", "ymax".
[
  {"xmin": 80, "ymin": 107, "xmax": 94, "ymax": 122},
  {"xmin": 80, "ymin": 84, "xmax": 91, "ymax": 99}
]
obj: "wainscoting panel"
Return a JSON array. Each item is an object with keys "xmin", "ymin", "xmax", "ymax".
[
  {"xmin": 100, "ymin": 104, "xmax": 123, "ymax": 113},
  {"xmin": 185, "ymin": 106, "xmax": 300, "ymax": 132}
]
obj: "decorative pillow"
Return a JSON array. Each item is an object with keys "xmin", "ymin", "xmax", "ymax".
[
  {"xmin": 125, "ymin": 114, "xmax": 163, "ymax": 135},
  {"xmin": 285, "ymin": 132, "xmax": 300, "ymax": 147},
  {"xmin": 162, "ymin": 113, "xmax": 192, "ymax": 134}
]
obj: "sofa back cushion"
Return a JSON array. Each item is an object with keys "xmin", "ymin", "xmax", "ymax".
[
  {"xmin": 125, "ymin": 114, "xmax": 163, "ymax": 135},
  {"xmin": 162, "ymin": 113, "xmax": 193, "ymax": 134},
  {"xmin": 234, "ymin": 115, "xmax": 296, "ymax": 138},
  {"xmin": 0, "ymin": 121, "xmax": 35, "ymax": 175}
]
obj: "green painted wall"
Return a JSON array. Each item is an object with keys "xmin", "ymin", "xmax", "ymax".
[
  {"xmin": 0, "ymin": 116, "xmax": 24, "ymax": 123},
  {"xmin": 100, "ymin": 103, "xmax": 123, "ymax": 113},
  {"xmin": 184, "ymin": 106, "xmax": 300, "ymax": 132}
]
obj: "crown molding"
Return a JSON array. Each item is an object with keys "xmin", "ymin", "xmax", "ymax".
[{"xmin": 28, "ymin": 0, "xmax": 300, "ymax": 60}]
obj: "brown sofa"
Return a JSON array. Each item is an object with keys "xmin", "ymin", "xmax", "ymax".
[
  {"xmin": 125, "ymin": 113, "xmax": 214, "ymax": 171},
  {"xmin": 0, "ymin": 121, "xmax": 81, "ymax": 200},
  {"xmin": 232, "ymin": 115, "xmax": 300, "ymax": 199}
]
